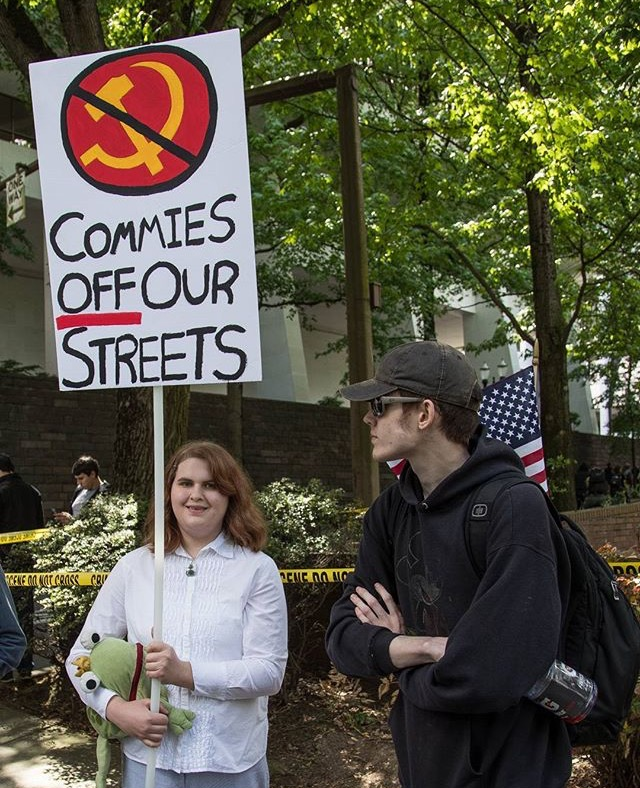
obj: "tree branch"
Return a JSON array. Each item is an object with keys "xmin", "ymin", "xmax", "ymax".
[
  {"xmin": 412, "ymin": 0, "xmax": 511, "ymax": 102},
  {"xmin": 241, "ymin": 0, "xmax": 313, "ymax": 55},
  {"xmin": 55, "ymin": 0, "xmax": 105, "ymax": 54},
  {"xmin": 201, "ymin": 0, "xmax": 235, "ymax": 32},
  {"xmin": 565, "ymin": 239, "xmax": 588, "ymax": 338},
  {"xmin": 0, "ymin": 1, "xmax": 57, "ymax": 79},
  {"xmin": 259, "ymin": 295, "xmax": 343, "ymax": 310},
  {"xmin": 414, "ymin": 222, "xmax": 534, "ymax": 345}
]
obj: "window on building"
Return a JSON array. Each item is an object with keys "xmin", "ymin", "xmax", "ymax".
[{"xmin": 0, "ymin": 93, "xmax": 35, "ymax": 146}]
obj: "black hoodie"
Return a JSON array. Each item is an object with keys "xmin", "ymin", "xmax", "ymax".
[
  {"xmin": 326, "ymin": 428, "xmax": 572, "ymax": 788},
  {"xmin": 0, "ymin": 473, "xmax": 44, "ymax": 533}
]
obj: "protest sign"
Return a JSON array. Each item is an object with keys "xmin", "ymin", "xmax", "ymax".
[{"xmin": 30, "ymin": 30, "xmax": 261, "ymax": 391}]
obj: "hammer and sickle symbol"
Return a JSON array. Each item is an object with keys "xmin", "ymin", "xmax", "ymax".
[{"xmin": 80, "ymin": 60, "xmax": 185, "ymax": 175}]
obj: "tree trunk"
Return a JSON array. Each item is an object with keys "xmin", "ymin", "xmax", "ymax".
[
  {"xmin": 164, "ymin": 386, "xmax": 190, "ymax": 460},
  {"xmin": 0, "ymin": 3, "xmax": 56, "ymax": 78},
  {"xmin": 112, "ymin": 388, "xmax": 153, "ymax": 501},
  {"xmin": 227, "ymin": 383, "xmax": 243, "ymax": 464},
  {"xmin": 113, "ymin": 386, "xmax": 191, "ymax": 501},
  {"xmin": 526, "ymin": 185, "xmax": 575, "ymax": 509}
]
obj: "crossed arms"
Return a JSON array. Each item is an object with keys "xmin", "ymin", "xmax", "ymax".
[{"xmin": 350, "ymin": 581, "xmax": 447, "ymax": 668}]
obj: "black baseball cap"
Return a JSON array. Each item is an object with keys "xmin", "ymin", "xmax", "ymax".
[{"xmin": 340, "ymin": 341, "xmax": 482, "ymax": 411}]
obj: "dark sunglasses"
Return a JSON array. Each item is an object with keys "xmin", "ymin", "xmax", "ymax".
[{"xmin": 369, "ymin": 396, "xmax": 423, "ymax": 418}]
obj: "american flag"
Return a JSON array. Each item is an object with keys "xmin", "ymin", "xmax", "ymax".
[
  {"xmin": 387, "ymin": 365, "xmax": 547, "ymax": 490},
  {"xmin": 479, "ymin": 366, "xmax": 548, "ymax": 490}
]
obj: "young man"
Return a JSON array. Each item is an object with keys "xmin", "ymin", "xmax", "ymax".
[
  {"xmin": 54, "ymin": 455, "xmax": 110, "ymax": 524},
  {"xmin": 325, "ymin": 341, "xmax": 572, "ymax": 788}
]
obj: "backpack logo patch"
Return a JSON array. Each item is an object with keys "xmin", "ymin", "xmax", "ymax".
[{"xmin": 471, "ymin": 503, "xmax": 488, "ymax": 518}]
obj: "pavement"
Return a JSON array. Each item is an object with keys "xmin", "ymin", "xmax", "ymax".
[{"xmin": 0, "ymin": 660, "xmax": 120, "ymax": 788}]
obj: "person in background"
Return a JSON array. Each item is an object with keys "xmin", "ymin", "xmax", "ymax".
[
  {"xmin": 326, "ymin": 340, "xmax": 571, "ymax": 788},
  {"xmin": 67, "ymin": 440, "xmax": 288, "ymax": 788},
  {"xmin": 574, "ymin": 461, "xmax": 590, "ymax": 509},
  {"xmin": 0, "ymin": 564, "xmax": 26, "ymax": 679},
  {"xmin": 54, "ymin": 455, "xmax": 110, "ymax": 524},
  {"xmin": 608, "ymin": 465, "xmax": 624, "ymax": 498},
  {"xmin": 0, "ymin": 452, "xmax": 44, "ymax": 679},
  {"xmin": 582, "ymin": 466, "xmax": 608, "ymax": 509}
]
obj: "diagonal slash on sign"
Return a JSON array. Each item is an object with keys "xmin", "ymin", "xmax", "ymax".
[{"xmin": 73, "ymin": 85, "xmax": 197, "ymax": 165}]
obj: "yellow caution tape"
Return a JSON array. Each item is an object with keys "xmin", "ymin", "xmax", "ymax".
[
  {"xmin": 5, "ymin": 564, "xmax": 640, "ymax": 587},
  {"xmin": 5, "ymin": 572, "xmax": 109, "ymax": 587},
  {"xmin": 609, "ymin": 562, "xmax": 640, "ymax": 577},
  {"xmin": 3, "ymin": 570, "xmax": 353, "ymax": 587},
  {"xmin": 278, "ymin": 567, "xmax": 354, "ymax": 584},
  {"xmin": 3, "ymin": 528, "xmax": 639, "ymax": 587},
  {"xmin": 0, "ymin": 528, "xmax": 52, "ymax": 545}
]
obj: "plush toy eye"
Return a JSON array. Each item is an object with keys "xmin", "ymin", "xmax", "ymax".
[
  {"xmin": 78, "ymin": 671, "xmax": 101, "ymax": 693},
  {"xmin": 80, "ymin": 632, "xmax": 103, "ymax": 649}
]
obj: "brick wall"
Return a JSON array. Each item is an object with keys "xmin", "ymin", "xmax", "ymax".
[
  {"xmin": 0, "ymin": 374, "xmax": 358, "ymax": 512},
  {"xmin": 1, "ymin": 373, "xmax": 637, "ymax": 552},
  {"xmin": 1, "ymin": 376, "xmax": 117, "ymax": 512},
  {"xmin": 572, "ymin": 431, "xmax": 634, "ymax": 470},
  {"xmin": 564, "ymin": 502, "xmax": 640, "ymax": 552}
]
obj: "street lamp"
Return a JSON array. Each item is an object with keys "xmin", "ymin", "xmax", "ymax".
[{"xmin": 480, "ymin": 359, "xmax": 509, "ymax": 386}]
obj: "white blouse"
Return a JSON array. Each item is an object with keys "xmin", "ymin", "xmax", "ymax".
[{"xmin": 66, "ymin": 534, "xmax": 288, "ymax": 773}]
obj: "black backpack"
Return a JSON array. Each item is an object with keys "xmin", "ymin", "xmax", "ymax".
[{"xmin": 466, "ymin": 474, "xmax": 640, "ymax": 747}]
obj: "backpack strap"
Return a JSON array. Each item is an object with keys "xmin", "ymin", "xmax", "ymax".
[{"xmin": 465, "ymin": 473, "xmax": 541, "ymax": 578}]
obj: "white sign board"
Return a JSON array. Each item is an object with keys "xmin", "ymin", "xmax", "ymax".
[
  {"xmin": 30, "ymin": 30, "xmax": 261, "ymax": 391},
  {"xmin": 6, "ymin": 169, "xmax": 26, "ymax": 226}
]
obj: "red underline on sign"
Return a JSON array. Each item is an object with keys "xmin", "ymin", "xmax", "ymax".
[{"xmin": 55, "ymin": 312, "xmax": 143, "ymax": 330}]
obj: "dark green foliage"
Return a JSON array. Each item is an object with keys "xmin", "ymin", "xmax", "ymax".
[
  {"xmin": 257, "ymin": 478, "xmax": 362, "ymax": 698},
  {"xmin": 0, "ymin": 358, "xmax": 50, "ymax": 377}
]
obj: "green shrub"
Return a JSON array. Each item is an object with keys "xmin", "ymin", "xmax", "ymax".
[
  {"xmin": 257, "ymin": 477, "xmax": 361, "ymax": 568},
  {"xmin": 257, "ymin": 478, "xmax": 362, "ymax": 698},
  {"xmin": 3, "ymin": 494, "xmax": 142, "ymax": 710},
  {"xmin": 29, "ymin": 494, "xmax": 142, "ymax": 664}
]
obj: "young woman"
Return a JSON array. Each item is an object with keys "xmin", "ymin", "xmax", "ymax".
[{"xmin": 67, "ymin": 441, "xmax": 288, "ymax": 787}]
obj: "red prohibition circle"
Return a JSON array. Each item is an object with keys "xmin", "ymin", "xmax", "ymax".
[{"xmin": 62, "ymin": 46, "xmax": 217, "ymax": 195}]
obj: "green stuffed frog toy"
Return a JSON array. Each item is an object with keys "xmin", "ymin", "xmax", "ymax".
[{"xmin": 72, "ymin": 633, "xmax": 196, "ymax": 788}]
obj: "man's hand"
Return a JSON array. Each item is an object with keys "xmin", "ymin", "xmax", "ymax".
[
  {"xmin": 54, "ymin": 511, "xmax": 73, "ymax": 524},
  {"xmin": 145, "ymin": 640, "xmax": 194, "ymax": 690},
  {"xmin": 105, "ymin": 696, "xmax": 168, "ymax": 747},
  {"xmin": 351, "ymin": 583, "xmax": 405, "ymax": 634}
]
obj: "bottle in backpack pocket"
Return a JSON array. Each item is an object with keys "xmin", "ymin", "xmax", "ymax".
[{"xmin": 525, "ymin": 660, "xmax": 598, "ymax": 724}]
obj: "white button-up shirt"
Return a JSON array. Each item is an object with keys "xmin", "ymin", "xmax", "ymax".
[{"xmin": 67, "ymin": 534, "xmax": 288, "ymax": 773}]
